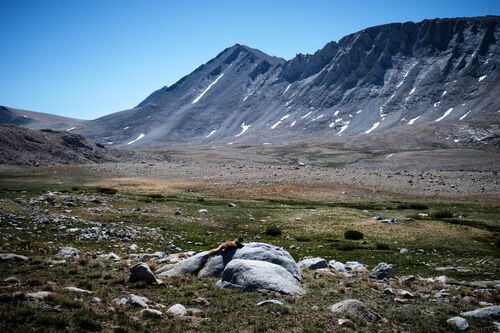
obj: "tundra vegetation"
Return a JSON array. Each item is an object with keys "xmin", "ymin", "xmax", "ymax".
[{"xmin": 0, "ymin": 163, "xmax": 498, "ymax": 332}]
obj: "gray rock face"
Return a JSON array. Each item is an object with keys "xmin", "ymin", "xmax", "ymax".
[
  {"xmin": 159, "ymin": 242, "xmax": 302, "ymax": 280},
  {"xmin": 216, "ymin": 259, "xmax": 304, "ymax": 296},
  {"xmin": 129, "ymin": 263, "xmax": 159, "ymax": 284},
  {"xmin": 55, "ymin": 247, "xmax": 79, "ymax": 259},
  {"xmin": 330, "ymin": 299, "xmax": 378, "ymax": 322},
  {"xmin": 461, "ymin": 305, "xmax": 500, "ymax": 319},
  {"xmin": 297, "ymin": 257, "xmax": 328, "ymax": 270},
  {"xmin": 447, "ymin": 316, "xmax": 469, "ymax": 331},
  {"xmin": 371, "ymin": 262, "xmax": 395, "ymax": 279},
  {"xmin": 0, "ymin": 253, "xmax": 29, "ymax": 261}
]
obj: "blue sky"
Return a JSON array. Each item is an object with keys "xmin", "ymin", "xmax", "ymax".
[{"xmin": 1, "ymin": 0, "xmax": 498, "ymax": 119}]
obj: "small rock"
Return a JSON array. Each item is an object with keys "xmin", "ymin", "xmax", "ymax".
[
  {"xmin": 142, "ymin": 308, "xmax": 162, "ymax": 316},
  {"xmin": 55, "ymin": 247, "xmax": 79, "ymax": 259},
  {"xmin": 129, "ymin": 244, "xmax": 138, "ymax": 251},
  {"xmin": 383, "ymin": 288, "xmax": 395, "ymax": 295},
  {"xmin": 64, "ymin": 286, "xmax": 93, "ymax": 294},
  {"xmin": 26, "ymin": 291, "xmax": 52, "ymax": 300},
  {"xmin": 338, "ymin": 318, "xmax": 353, "ymax": 326},
  {"xmin": 199, "ymin": 209, "xmax": 208, "ymax": 213},
  {"xmin": 100, "ymin": 253, "xmax": 120, "ymax": 261},
  {"xmin": 128, "ymin": 294, "xmax": 148, "ymax": 308},
  {"xmin": 371, "ymin": 262, "xmax": 394, "ymax": 279},
  {"xmin": 129, "ymin": 262, "xmax": 160, "ymax": 284},
  {"xmin": 295, "ymin": 217, "xmax": 302, "ymax": 221},
  {"xmin": 344, "ymin": 261, "xmax": 366, "ymax": 271},
  {"xmin": 113, "ymin": 298, "xmax": 128, "ymax": 305},
  {"xmin": 3, "ymin": 277, "xmax": 20, "ymax": 284},
  {"xmin": 298, "ymin": 257, "xmax": 328, "ymax": 270},
  {"xmin": 0, "ymin": 253, "xmax": 29, "ymax": 261},
  {"xmin": 447, "ymin": 316, "xmax": 469, "ymax": 331},
  {"xmin": 92, "ymin": 297, "xmax": 101, "ymax": 303},
  {"xmin": 166, "ymin": 303, "xmax": 187, "ymax": 317},
  {"xmin": 399, "ymin": 275, "xmax": 415, "ymax": 283},
  {"xmin": 394, "ymin": 297, "xmax": 407, "ymax": 304},
  {"xmin": 256, "ymin": 299, "xmax": 284, "ymax": 306},
  {"xmin": 400, "ymin": 248, "xmax": 409, "ymax": 254},
  {"xmin": 397, "ymin": 289, "xmax": 414, "ymax": 299},
  {"xmin": 330, "ymin": 299, "xmax": 378, "ymax": 322}
]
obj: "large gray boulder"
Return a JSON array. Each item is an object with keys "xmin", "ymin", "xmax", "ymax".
[
  {"xmin": 215, "ymin": 259, "xmax": 304, "ymax": 296},
  {"xmin": 129, "ymin": 263, "xmax": 160, "ymax": 284},
  {"xmin": 159, "ymin": 242, "xmax": 302, "ymax": 280},
  {"xmin": 330, "ymin": 299, "xmax": 378, "ymax": 322}
]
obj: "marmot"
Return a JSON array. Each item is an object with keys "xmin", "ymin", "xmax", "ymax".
[{"xmin": 208, "ymin": 237, "xmax": 244, "ymax": 254}]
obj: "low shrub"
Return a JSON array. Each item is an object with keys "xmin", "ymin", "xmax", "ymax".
[
  {"xmin": 96, "ymin": 187, "xmax": 117, "ymax": 195},
  {"xmin": 430, "ymin": 211, "xmax": 454, "ymax": 219},
  {"xmin": 344, "ymin": 230, "xmax": 363, "ymax": 240},
  {"xmin": 264, "ymin": 225, "xmax": 282, "ymax": 236},
  {"xmin": 375, "ymin": 243, "xmax": 390, "ymax": 250}
]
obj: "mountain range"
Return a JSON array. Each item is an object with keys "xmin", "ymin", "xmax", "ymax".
[{"xmin": 2, "ymin": 16, "xmax": 499, "ymax": 148}]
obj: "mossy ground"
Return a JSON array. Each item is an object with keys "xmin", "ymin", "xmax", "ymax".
[{"xmin": 0, "ymin": 166, "xmax": 498, "ymax": 332}]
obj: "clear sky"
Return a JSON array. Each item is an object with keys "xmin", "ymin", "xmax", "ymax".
[{"xmin": 1, "ymin": 0, "xmax": 498, "ymax": 119}]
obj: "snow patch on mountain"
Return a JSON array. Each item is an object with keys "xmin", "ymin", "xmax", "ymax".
[
  {"xmin": 236, "ymin": 123, "xmax": 251, "ymax": 137},
  {"xmin": 192, "ymin": 74, "xmax": 224, "ymax": 104},
  {"xmin": 435, "ymin": 108, "xmax": 454, "ymax": 122},
  {"xmin": 127, "ymin": 133, "xmax": 145, "ymax": 145}
]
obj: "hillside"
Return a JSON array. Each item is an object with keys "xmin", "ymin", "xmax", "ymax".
[{"xmin": 0, "ymin": 124, "xmax": 141, "ymax": 166}]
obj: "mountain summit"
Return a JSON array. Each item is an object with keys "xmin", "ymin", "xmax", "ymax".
[{"xmin": 76, "ymin": 16, "xmax": 499, "ymax": 147}]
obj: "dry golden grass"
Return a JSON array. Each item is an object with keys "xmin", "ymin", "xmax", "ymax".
[{"xmin": 88, "ymin": 177, "xmax": 202, "ymax": 193}]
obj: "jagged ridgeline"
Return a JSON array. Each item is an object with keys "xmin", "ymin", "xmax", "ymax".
[{"xmin": 77, "ymin": 16, "xmax": 499, "ymax": 146}]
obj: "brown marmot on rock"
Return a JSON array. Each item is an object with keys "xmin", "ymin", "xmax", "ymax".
[{"xmin": 208, "ymin": 237, "xmax": 244, "ymax": 254}]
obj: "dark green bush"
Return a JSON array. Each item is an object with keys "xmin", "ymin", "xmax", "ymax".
[
  {"xmin": 96, "ymin": 187, "xmax": 117, "ymax": 195},
  {"xmin": 344, "ymin": 230, "xmax": 363, "ymax": 240},
  {"xmin": 430, "ymin": 211, "xmax": 454, "ymax": 219},
  {"xmin": 375, "ymin": 243, "xmax": 390, "ymax": 250},
  {"xmin": 264, "ymin": 225, "xmax": 282, "ymax": 236}
]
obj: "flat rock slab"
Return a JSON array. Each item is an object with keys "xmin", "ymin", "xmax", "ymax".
[
  {"xmin": 159, "ymin": 242, "xmax": 302, "ymax": 280},
  {"xmin": 216, "ymin": 259, "xmax": 304, "ymax": 296},
  {"xmin": 0, "ymin": 253, "xmax": 29, "ymax": 261},
  {"xmin": 461, "ymin": 305, "xmax": 500, "ymax": 319}
]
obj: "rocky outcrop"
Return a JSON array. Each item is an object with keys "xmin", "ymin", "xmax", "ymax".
[{"xmin": 158, "ymin": 242, "xmax": 302, "ymax": 280}]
